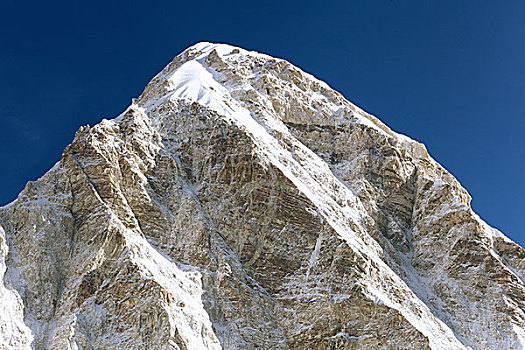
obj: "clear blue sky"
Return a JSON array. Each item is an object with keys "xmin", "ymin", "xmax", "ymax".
[{"xmin": 1, "ymin": 1, "xmax": 523, "ymax": 245}]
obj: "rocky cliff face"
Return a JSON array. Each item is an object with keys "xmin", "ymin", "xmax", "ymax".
[{"xmin": 1, "ymin": 42, "xmax": 524, "ymax": 350}]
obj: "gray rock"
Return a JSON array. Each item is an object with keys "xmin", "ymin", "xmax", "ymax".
[{"xmin": 0, "ymin": 42, "xmax": 523, "ymax": 349}]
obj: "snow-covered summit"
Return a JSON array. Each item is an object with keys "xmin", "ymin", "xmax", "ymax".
[{"xmin": 0, "ymin": 42, "xmax": 523, "ymax": 350}]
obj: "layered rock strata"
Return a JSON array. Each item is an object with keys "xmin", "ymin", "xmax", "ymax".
[{"xmin": 0, "ymin": 42, "xmax": 523, "ymax": 350}]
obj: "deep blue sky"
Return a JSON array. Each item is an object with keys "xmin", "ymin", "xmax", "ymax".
[{"xmin": 1, "ymin": 1, "xmax": 523, "ymax": 244}]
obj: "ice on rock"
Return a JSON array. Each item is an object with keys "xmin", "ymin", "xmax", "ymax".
[{"xmin": 0, "ymin": 42, "xmax": 523, "ymax": 350}]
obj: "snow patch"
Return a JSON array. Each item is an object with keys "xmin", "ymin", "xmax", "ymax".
[
  {"xmin": 142, "ymin": 50, "xmax": 469, "ymax": 350},
  {"xmin": 0, "ymin": 225, "xmax": 33, "ymax": 349}
]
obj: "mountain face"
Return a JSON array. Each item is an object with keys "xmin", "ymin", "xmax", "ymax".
[{"xmin": 0, "ymin": 42, "xmax": 524, "ymax": 350}]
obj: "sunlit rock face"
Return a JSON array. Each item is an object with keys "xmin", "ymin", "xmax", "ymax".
[{"xmin": 1, "ymin": 42, "xmax": 524, "ymax": 350}]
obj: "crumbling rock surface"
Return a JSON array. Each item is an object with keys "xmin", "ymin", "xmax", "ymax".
[{"xmin": 0, "ymin": 42, "xmax": 523, "ymax": 349}]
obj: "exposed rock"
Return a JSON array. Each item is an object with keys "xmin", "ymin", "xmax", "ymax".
[{"xmin": 0, "ymin": 42, "xmax": 523, "ymax": 349}]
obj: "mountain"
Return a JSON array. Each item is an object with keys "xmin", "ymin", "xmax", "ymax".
[{"xmin": 1, "ymin": 42, "xmax": 524, "ymax": 350}]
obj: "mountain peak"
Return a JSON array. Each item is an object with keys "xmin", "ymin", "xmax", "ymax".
[{"xmin": 0, "ymin": 43, "xmax": 523, "ymax": 349}]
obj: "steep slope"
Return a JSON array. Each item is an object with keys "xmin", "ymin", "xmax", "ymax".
[{"xmin": 0, "ymin": 42, "xmax": 523, "ymax": 350}]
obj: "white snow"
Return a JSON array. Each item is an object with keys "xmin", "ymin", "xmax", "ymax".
[
  {"xmin": 513, "ymin": 324, "xmax": 525, "ymax": 350},
  {"xmin": 109, "ymin": 210, "xmax": 222, "ymax": 350},
  {"xmin": 186, "ymin": 42, "xmax": 332, "ymax": 90},
  {"xmin": 2, "ymin": 41, "xmax": 521, "ymax": 349},
  {"xmin": 473, "ymin": 211, "xmax": 511, "ymax": 243},
  {"xmin": 144, "ymin": 48, "xmax": 470, "ymax": 349},
  {"xmin": 306, "ymin": 230, "xmax": 323, "ymax": 281},
  {"xmin": 0, "ymin": 226, "xmax": 33, "ymax": 349}
]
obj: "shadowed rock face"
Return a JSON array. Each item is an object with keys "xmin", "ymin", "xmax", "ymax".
[{"xmin": 0, "ymin": 42, "xmax": 523, "ymax": 350}]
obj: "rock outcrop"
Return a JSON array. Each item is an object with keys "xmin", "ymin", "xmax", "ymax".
[{"xmin": 0, "ymin": 42, "xmax": 523, "ymax": 349}]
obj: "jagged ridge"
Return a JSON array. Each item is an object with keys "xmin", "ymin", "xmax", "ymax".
[{"xmin": 0, "ymin": 42, "xmax": 524, "ymax": 350}]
